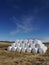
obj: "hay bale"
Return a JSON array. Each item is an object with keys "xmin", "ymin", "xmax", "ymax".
[
  {"xmin": 19, "ymin": 39, "xmax": 23, "ymax": 43},
  {"xmin": 23, "ymin": 39, "xmax": 28, "ymax": 43},
  {"xmin": 15, "ymin": 39, "xmax": 20, "ymax": 43},
  {"xmin": 7, "ymin": 39, "xmax": 47, "ymax": 54},
  {"xmin": 32, "ymin": 48, "xmax": 38, "ymax": 53},
  {"xmin": 21, "ymin": 47, "xmax": 27, "ymax": 52},
  {"xmin": 17, "ymin": 47, "xmax": 22, "ymax": 52},
  {"xmin": 39, "ymin": 46, "xmax": 47, "ymax": 54},
  {"xmin": 11, "ymin": 43, "xmax": 16, "ymax": 47},
  {"xmin": 31, "ymin": 44, "xmax": 35, "ymax": 48},
  {"xmin": 27, "ymin": 48, "xmax": 32, "ymax": 53},
  {"xmin": 7, "ymin": 46, "xmax": 12, "ymax": 51},
  {"xmin": 11, "ymin": 47, "xmax": 17, "ymax": 51},
  {"xmin": 28, "ymin": 39, "xmax": 33, "ymax": 44},
  {"xmin": 33, "ymin": 39, "xmax": 42, "ymax": 45},
  {"xmin": 16, "ymin": 43, "xmax": 21, "ymax": 47}
]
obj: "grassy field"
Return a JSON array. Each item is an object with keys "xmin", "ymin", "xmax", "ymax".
[{"xmin": 0, "ymin": 42, "xmax": 49, "ymax": 65}]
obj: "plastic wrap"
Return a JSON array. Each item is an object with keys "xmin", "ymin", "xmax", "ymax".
[
  {"xmin": 31, "ymin": 44, "xmax": 35, "ymax": 48},
  {"xmin": 39, "ymin": 46, "xmax": 47, "ymax": 54},
  {"xmin": 7, "ymin": 46, "xmax": 12, "ymax": 51},
  {"xmin": 23, "ymin": 39, "xmax": 28, "ymax": 43},
  {"xmin": 21, "ymin": 47, "xmax": 27, "ymax": 52},
  {"xmin": 16, "ymin": 43, "xmax": 21, "ymax": 47},
  {"xmin": 27, "ymin": 48, "xmax": 32, "ymax": 53},
  {"xmin": 34, "ymin": 39, "xmax": 42, "ymax": 45},
  {"xmin": 19, "ymin": 39, "xmax": 23, "ymax": 43},
  {"xmin": 32, "ymin": 48, "xmax": 38, "ymax": 53},
  {"xmin": 17, "ymin": 47, "xmax": 22, "ymax": 52},
  {"xmin": 11, "ymin": 43, "xmax": 16, "ymax": 47},
  {"xmin": 11, "ymin": 47, "xmax": 17, "ymax": 51},
  {"xmin": 28, "ymin": 39, "xmax": 33, "ymax": 44},
  {"xmin": 15, "ymin": 39, "xmax": 20, "ymax": 43},
  {"xmin": 7, "ymin": 39, "xmax": 47, "ymax": 54}
]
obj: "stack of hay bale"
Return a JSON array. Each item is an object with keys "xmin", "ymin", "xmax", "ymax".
[{"xmin": 7, "ymin": 39, "xmax": 47, "ymax": 54}]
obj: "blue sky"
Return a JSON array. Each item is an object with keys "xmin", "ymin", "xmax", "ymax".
[{"xmin": 0, "ymin": 0, "xmax": 49, "ymax": 42}]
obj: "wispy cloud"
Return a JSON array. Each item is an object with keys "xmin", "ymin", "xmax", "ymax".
[{"xmin": 10, "ymin": 15, "xmax": 39, "ymax": 35}]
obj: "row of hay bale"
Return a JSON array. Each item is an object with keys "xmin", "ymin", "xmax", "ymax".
[{"xmin": 7, "ymin": 39, "xmax": 47, "ymax": 54}]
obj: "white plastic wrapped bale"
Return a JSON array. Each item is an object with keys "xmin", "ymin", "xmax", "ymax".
[
  {"xmin": 19, "ymin": 39, "xmax": 23, "ymax": 43},
  {"xmin": 16, "ymin": 43, "xmax": 21, "ymax": 48},
  {"xmin": 38, "ymin": 44, "xmax": 46, "ymax": 49},
  {"xmin": 21, "ymin": 47, "xmax": 27, "ymax": 52},
  {"xmin": 32, "ymin": 48, "xmax": 38, "ymax": 53},
  {"xmin": 25, "ymin": 43, "xmax": 29, "ymax": 48},
  {"xmin": 20, "ymin": 43, "xmax": 23, "ymax": 46},
  {"xmin": 28, "ymin": 39, "xmax": 33, "ymax": 44},
  {"xmin": 26, "ymin": 43, "xmax": 31, "ymax": 48},
  {"xmin": 7, "ymin": 39, "xmax": 47, "ymax": 54},
  {"xmin": 31, "ymin": 44, "xmax": 35, "ymax": 48},
  {"xmin": 20, "ymin": 42, "xmax": 24, "ymax": 47},
  {"xmin": 20, "ymin": 43, "xmax": 22, "ymax": 47},
  {"xmin": 15, "ymin": 39, "xmax": 20, "ymax": 43},
  {"xmin": 15, "ymin": 43, "xmax": 18, "ymax": 47},
  {"xmin": 33, "ymin": 39, "xmax": 42, "ymax": 45},
  {"xmin": 7, "ymin": 46, "xmax": 12, "ymax": 51},
  {"xmin": 35, "ymin": 43, "xmax": 43, "ymax": 48},
  {"xmin": 23, "ymin": 39, "xmax": 28, "ymax": 43},
  {"xmin": 27, "ymin": 48, "xmax": 32, "ymax": 53},
  {"xmin": 11, "ymin": 47, "xmax": 17, "ymax": 51},
  {"xmin": 39, "ymin": 46, "xmax": 47, "ymax": 54},
  {"xmin": 11, "ymin": 43, "xmax": 16, "ymax": 47},
  {"xmin": 17, "ymin": 47, "xmax": 22, "ymax": 52},
  {"xmin": 21, "ymin": 43, "xmax": 27, "ymax": 48}
]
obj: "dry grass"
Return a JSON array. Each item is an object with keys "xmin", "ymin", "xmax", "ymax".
[{"xmin": 0, "ymin": 42, "xmax": 49, "ymax": 65}]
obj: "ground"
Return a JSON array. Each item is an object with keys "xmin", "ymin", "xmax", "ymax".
[{"xmin": 0, "ymin": 42, "xmax": 49, "ymax": 65}]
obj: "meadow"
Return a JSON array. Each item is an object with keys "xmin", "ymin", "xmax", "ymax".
[{"xmin": 0, "ymin": 41, "xmax": 49, "ymax": 65}]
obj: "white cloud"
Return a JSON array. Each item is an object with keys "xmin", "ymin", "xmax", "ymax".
[
  {"xmin": 10, "ymin": 15, "xmax": 39, "ymax": 35},
  {"xmin": 10, "ymin": 29, "xmax": 19, "ymax": 35}
]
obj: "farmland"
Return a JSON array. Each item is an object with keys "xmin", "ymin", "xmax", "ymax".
[{"xmin": 0, "ymin": 41, "xmax": 49, "ymax": 65}]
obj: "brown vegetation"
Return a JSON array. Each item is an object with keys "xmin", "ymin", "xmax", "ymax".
[{"xmin": 0, "ymin": 42, "xmax": 49, "ymax": 65}]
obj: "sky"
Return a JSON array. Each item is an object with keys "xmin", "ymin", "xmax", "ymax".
[{"xmin": 0, "ymin": 0, "xmax": 49, "ymax": 42}]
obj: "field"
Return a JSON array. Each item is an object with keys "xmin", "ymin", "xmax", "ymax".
[{"xmin": 0, "ymin": 42, "xmax": 49, "ymax": 65}]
